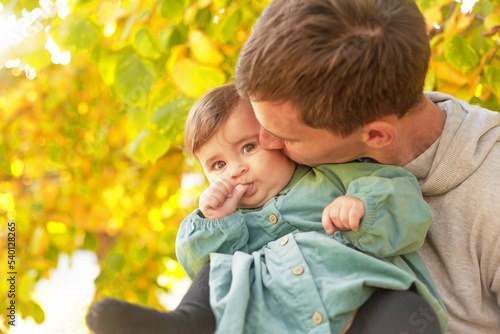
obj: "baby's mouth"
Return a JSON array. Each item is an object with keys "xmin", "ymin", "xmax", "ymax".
[{"xmin": 243, "ymin": 182, "xmax": 255, "ymax": 196}]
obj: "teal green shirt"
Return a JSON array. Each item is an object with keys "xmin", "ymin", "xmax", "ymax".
[{"xmin": 176, "ymin": 163, "xmax": 448, "ymax": 333}]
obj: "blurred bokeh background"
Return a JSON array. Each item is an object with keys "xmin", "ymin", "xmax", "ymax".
[{"xmin": 0, "ymin": 0, "xmax": 499, "ymax": 332}]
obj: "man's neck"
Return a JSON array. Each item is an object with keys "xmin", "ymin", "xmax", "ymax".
[{"xmin": 372, "ymin": 98, "xmax": 447, "ymax": 166}]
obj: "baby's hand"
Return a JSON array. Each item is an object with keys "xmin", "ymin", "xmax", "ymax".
[
  {"xmin": 199, "ymin": 179, "xmax": 249, "ymax": 220},
  {"xmin": 322, "ymin": 196, "xmax": 365, "ymax": 234}
]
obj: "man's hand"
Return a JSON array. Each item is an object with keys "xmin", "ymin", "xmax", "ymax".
[
  {"xmin": 199, "ymin": 179, "xmax": 249, "ymax": 220},
  {"xmin": 322, "ymin": 196, "xmax": 365, "ymax": 234}
]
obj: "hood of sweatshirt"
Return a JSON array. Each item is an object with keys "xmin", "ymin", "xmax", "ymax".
[{"xmin": 404, "ymin": 92, "xmax": 500, "ymax": 196}]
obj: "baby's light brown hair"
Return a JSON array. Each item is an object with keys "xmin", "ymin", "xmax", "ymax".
[{"xmin": 184, "ymin": 83, "xmax": 248, "ymax": 157}]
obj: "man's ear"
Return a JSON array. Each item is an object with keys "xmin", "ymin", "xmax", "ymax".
[{"xmin": 362, "ymin": 121, "xmax": 396, "ymax": 148}]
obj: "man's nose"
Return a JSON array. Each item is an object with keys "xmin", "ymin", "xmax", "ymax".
[{"xmin": 259, "ymin": 128, "xmax": 284, "ymax": 150}]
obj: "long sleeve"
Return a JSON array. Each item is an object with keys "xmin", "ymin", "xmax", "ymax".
[
  {"xmin": 340, "ymin": 166, "xmax": 432, "ymax": 257},
  {"xmin": 317, "ymin": 164, "xmax": 433, "ymax": 257},
  {"xmin": 175, "ymin": 209, "xmax": 250, "ymax": 279}
]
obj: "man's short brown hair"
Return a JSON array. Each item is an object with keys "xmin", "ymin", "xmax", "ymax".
[
  {"xmin": 184, "ymin": 83, "xmax": 245, "ymax": 157},
  {"xmin": 235, "ymin": 0, "xmax": 431, "ymax": 137}
]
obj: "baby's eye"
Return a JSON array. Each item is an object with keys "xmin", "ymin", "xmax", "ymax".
[
  {"xmin": 213, "ymin": 161, "xmax": 226, "ymax": 170},
  {"xmin": 242, "ymin": 143, "xmax": 256, "ymax": 154}
]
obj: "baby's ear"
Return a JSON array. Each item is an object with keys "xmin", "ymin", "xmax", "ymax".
[{"xmin": 362, "ymin": 120, "xmax": 395, "ymax": 149}]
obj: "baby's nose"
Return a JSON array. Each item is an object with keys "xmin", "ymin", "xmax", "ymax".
[{"xmin": 229, "ymin": 164, "xmax": 248, "ymax": 178}]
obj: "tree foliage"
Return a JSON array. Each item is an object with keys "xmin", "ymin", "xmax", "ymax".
[
  {"xmin": 0, "ymin": 0, "xmax": 268, "ymax": 327},
  {"xmin": 0, "ymin": 0, "xmax": 499, "ymax": 329}
]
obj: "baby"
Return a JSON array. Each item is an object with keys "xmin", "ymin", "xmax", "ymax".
[{"xmin": 86, "ymin": 83, "xmax": 447, "ymax": 334}]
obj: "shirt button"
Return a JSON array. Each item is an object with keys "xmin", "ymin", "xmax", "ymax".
[
  {"xmin": 312, "ymin": 312, "xmax": 323, "ymax": 324},
  {"xmin": 292, "ymin": 266, "xmax": 304, "ymax": 275},
  {"xmin": 281, "ymin": 237, "xmax": 289, "ymax": 246},
  {"xmin": 269, "ymin": 214, "xmax": 278, "ymax": 224}
]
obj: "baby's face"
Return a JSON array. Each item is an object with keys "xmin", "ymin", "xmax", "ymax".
[{"xmin": 196, "ymin": 101, "xmax": 296, "ymax": 209}]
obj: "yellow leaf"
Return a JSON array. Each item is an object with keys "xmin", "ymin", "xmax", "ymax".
[
  {"xmin": 440, "ymin": 83, "xmax": 476, "ymax": 101},
  {"xmin": 29, "ymin": 226, "xmax": 49, "ymax": 257},
  {"xmin": 47, "ymin": 221, "xmax": 68, "ymax": 234},
  {"xmin": 136, "ymin": 276, "xmax": 149, "ymax": 290},
  {"xmin": 96, "ymin": 2, "xmax": 127, "ymax": 25},
  {"xmin": 198, "ymin": 0, "xmax": 212, "ymax": 8},
  {"xmin": 430, "ymin": 61, "xmax": 469, "ymax": 86},
  {"xmin": 188, "ymin": 30, "xmax": 224, "ymax": 66},
  {"xmin": 221, "ymin": 44, "xmax": 236, "ymax": 57},
  {"xmin": 454, "ymin": 12, "xmax": 475, "ymax": 32},
  {"xmin": 166, "ymin": 44, "xmax": 188, "ymax": 72},
  {"xmin": 169, "ymin": 58, "xmax": 226, "ymax": 98},
  {"xmin": 184, "ymin": 3, "xmax": 198, "ymax": 24},
  {"xmin": 424, "ymin": 5, "xmax": 443, "ymax": 31},
  {"xmin": 485, "ymin": 11, "xmax": 500, "ymax": 33}
]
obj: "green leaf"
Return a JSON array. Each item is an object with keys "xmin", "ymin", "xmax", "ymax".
[
  {"xmin": 135, "ymin": 289, "xmax": 149, "ymax": 304},
  {"xmin": 220, "ymin": 8, "xmax": 243, "ymax": 43},
  {"xmin": 416, "ymin": 0, "xmax": 438, "ymax": 11},
  {"xmin": 159, "ymin": 24, "xmax": 188, "ymax": 54},
  {"xmin": 19, "ymin": 271, "xmax": 37, "ymax": 301},
  {"xmin": 137, "ymin": 246, "xmax": 151, "ymax": 262},
  {"xmin": 143, "ymin": 130, "xmax": 171, "ymax": 162},
  {"xmin": 30, "ymin": 302, "xmax": 45, "ymax": 324},
  {"xmin": 134, "ymin": 28, "xmax": 162, "ymax": 59},
  {"xmin": 21, "ymin": 49, "xmax": 52, "ymax": 72},
  {"xmin": 115, "ymin": 51, "xmax": 155, "ymax": 106},
  {"xmin": 151, "ymin": 98, "xmax": 193, "ymax": 142},
  {"xmin": 106, "ymin": 253, "xmax": 126, "ymax": 273},
  {"xmin": 193, "ymin": 6, "xmax": 213, "ymax": 27},
  {"xmin": 148, "ymin": 78, "xmax": 177, "ymax": 116},
  {"xmin": 31, "ymin": 204, "xmax": 44, "ymax": 212},
  {"xmin": 128, "ymin": 130, "xmax": 149, "ymax": 163},
  {"xmin": 213, "ymin": 0, "xmax": 230, "ymax": 10},
  {"xmin": 169, "ymin": 58, "xmax": 226, "ymax": 98},
  {"xmin": 469, "ymin": 28, "xmax": 494, "ymax": 57},
  {"xmin": 128, "ymin": 98, "xmax": 194, "ymax": 162},
  {"xmin": 93, "ymin": 47, "xmax": 122, "ymax": 86},
  {"xmin": 484, "ymin": 66, "xmax": 500, "ymax": 96},
  {"xmin": 127, "ymin": 106, "xmax": 149, "ymax": 132},
  {"xmin": 424, "ymin": 69, "xmax": 436, "ymax": 91},
  {"xmin": 128, "ymin": 129, "xmax": 172, "ymax": 163},
  {"xmin": 45, "ymin": 244, "xmax": 59, "ymax": 263},
  {"xmin": 471, "ymin": 94, "xmax": 500, "ymax": 111},
  {"xmin": 445, "ymin": 35, "xmax": 479, "ymax": 73},
  {"xmin": 57, "ymin": 17, "xmax": 101, "ymax": 52},
  {"xmin": 478, "ymin": 0, "xmax": 495, "ymax": 17},
  {"xmin": 9, "ymin": 0, "xmax": 40, "ymax": 12},
  {"xmin": 159, "ymin": 0, "xmax": 187, "ymax": 20},
  {"xmin": 0, "ymin": 142, "xmax": 11, "ymax": 175},
  {"xmin": 82, "ymin": 231, "xmax": 98, "ymax": 251}
]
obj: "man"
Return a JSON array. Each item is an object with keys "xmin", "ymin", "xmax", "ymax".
[{"xmin": 235, "ymin": 0, "xmax": 500, "ymax": 332}]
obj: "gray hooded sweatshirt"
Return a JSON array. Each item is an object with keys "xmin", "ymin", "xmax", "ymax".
[{"xmin": 404, "ymin": 92, "xmax": 500, "ymax": 333}]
